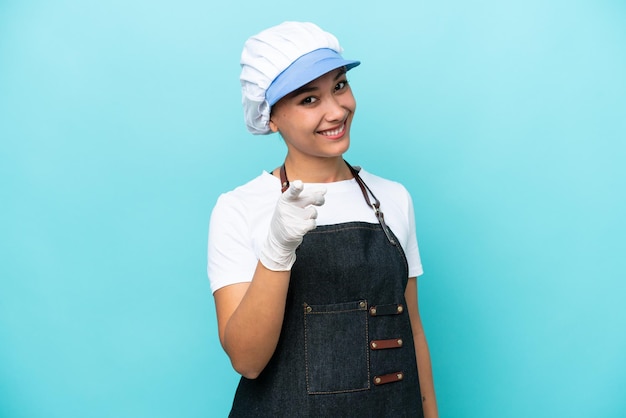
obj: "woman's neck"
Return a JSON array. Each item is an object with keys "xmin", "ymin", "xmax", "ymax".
[{"xmin": 276, "ymin": 156, "xmax": 353, "ymax": 183}]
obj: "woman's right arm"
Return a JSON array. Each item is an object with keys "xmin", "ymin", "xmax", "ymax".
[
  {"xmin": 211, "ymin": 181, "xmax": 326, "ymax": 379},
  {"xmin": 214, "ymin": 263, "xmax": 291, "ymax": 379}
]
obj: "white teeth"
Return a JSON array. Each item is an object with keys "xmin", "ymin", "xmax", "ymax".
[{"xmin": 319, "ymin": 124, "xmax": 345, "ymax": 136}]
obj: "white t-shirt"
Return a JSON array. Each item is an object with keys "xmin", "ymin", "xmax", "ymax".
[{"xmin": 207, "ymin": 169, "xmax": 423, "ymax": 294}]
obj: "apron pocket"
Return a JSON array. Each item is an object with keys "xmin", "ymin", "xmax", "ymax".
[{"xmin": 303, "ymin": 300, "xmax": 370, "ymax": 394}]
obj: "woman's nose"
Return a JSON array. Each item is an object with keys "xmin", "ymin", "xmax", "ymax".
[{"xmin": 325, "ymin": 96, "xmax": 347, "ymax": 122}]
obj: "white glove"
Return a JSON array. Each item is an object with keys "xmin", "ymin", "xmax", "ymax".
[{"xmin": 260, "ymin": 180, "xmax": 327, "ymax": 271}]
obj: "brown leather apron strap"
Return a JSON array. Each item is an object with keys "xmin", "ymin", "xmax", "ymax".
[
  {"xmin": 279, "ymin": 164, "xmax": 289, "ymax": 193},
  {"xmin": 345, "ymin": 162, "xmax": 397, "ymax": 245},
  {"xmin": 373, "ymin": 371, "xmax": 405, "ymax": 385},
  {"xmin": 369, "ymin": 303, "xmax": 404, "ymax": 316},
  {"xmin": 370, "ymin": 338, "xmax": 404, "ymax": 350}
]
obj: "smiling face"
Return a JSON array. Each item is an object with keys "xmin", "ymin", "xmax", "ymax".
[{"xmin": 269, "ymin": 67, "xmax": 356, "ymax": 164}]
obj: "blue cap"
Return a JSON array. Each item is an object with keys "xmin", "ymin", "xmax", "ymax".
[{"xmin": 265, "ymin": 48, "xmax": 360, "ymax": 106}]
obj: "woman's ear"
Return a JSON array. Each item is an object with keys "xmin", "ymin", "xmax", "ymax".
[{"xmin": 269, "ymin": 119, "xmax": 279, "ymax": 133}]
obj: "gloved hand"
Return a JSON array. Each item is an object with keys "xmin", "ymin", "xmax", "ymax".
[{"xmin": 260, "ymin": 180, "xmax": 327, "ymax": 271}]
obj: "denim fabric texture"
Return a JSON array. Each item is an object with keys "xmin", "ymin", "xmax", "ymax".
[
  {"xmin": 229, "ymin": 221, "xmax": 423, "ymax": 417},
  {"xmin": 304, "ymin": 300, "xmax": 370, "ymax": 394}
]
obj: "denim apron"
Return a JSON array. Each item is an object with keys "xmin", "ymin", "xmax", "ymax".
[{"xmin": 229, "ymin": 163, "xmax": 423, "ymax": 417}]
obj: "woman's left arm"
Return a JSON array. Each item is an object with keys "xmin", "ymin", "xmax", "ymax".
[{"xmin": 405, "ymin": 277, "xmax": 438, "ymax": 418}]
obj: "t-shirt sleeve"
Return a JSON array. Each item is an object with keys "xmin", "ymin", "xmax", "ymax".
[
  {"xmin": 405, "ymin": 190, "xmax": 424, "ymax": 278},
  {"xmin": 207, "ymin": 193, "xmax": 259, "ymax": 294}
]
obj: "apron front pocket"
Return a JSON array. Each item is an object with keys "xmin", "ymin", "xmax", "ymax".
[{"xmin": 303, "ymin": 300, "xmax": 370, "ymax": 394}]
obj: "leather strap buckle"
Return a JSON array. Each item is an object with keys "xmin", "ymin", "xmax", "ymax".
[
  {"xmin": 369, "ymin": 303, "xmax": 404, "ymax": 316},
  {"xmin": 370, "ymin": 338, "xmax": 403, "ymax": 350},
  {"xmin": 373, "ymin": 372, "xmax": 405, "ymax": 385}
]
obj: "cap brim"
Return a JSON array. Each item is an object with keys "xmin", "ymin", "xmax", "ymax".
[{"xmin": 266, "ymin": 48, "xmax": 360, "ymax": 106}]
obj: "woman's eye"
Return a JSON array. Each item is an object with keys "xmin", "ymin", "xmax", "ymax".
[
  {"xmin": 335, "ymin": 80, "xmax": 348, "ymax": 91},
  {"xmin": 301, "ymin": 96, "xmax": 318, "ymax": 105}
]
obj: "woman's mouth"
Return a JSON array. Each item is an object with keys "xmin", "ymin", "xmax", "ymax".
[{"xmin": 317, "ymin": 123, "xmax": 346, "ymax": 139}]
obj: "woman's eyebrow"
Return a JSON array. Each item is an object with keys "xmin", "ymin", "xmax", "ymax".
[
  {"xmin": 334, "ymin": 69, "xmax": 347, "ymax": 80},
  {"xmin": 290, "ymin": 85, "xmax": 318, "ymax": 98}
]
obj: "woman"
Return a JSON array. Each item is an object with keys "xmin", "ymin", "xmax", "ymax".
[{"xmin": 208, "ymin": 21, "xmax": 438, "ymax": 417}]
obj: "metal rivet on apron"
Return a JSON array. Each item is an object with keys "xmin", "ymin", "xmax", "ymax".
[
  {"xmin": 397, "ymin": 372, "xmax": 404, "ymax": 380},
  {"xmin": 305, "ymin": 305, "xmax": 312, "ymax": 313},
  {"xmin": 370, "ymin": 341, "xmax": 378, "ymax": 349},
  {"xmin": 374, "ymin": 377, "xmax": 382, "ymax": 384},
  {"xmin": 359, "ymin": 301, "xmax": 366, "ymax": 309},
  {"xmin": 369, "ymin": 307, "xmax": 377, "ymax": 316},
  {"xmin": 397, "ymin": 304, "xmax": 404, "ymax": 313},
  {"xmin": 397, "ymin": 339, "xmax": 403, "ymax": 346}
]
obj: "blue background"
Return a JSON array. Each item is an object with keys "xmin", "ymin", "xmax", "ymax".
[{"xmin": 1, "ymin": 0, "xmax": 625, "ymax": 417}]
